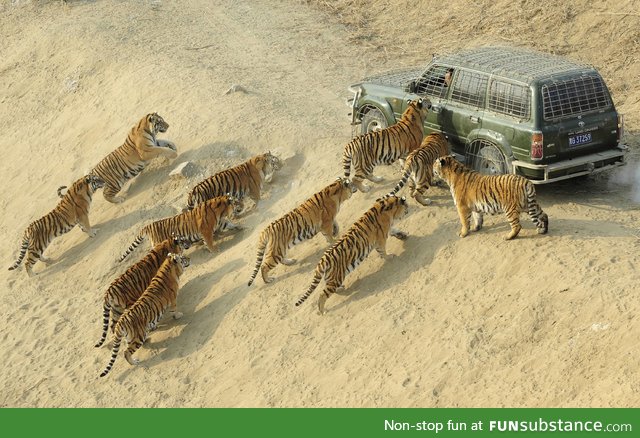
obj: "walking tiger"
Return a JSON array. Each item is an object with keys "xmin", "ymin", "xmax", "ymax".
[
  {"xmin": 295, "ymin": 195, "xmax": 409, "ymax": 314},
  {"xmin": 248, "ymin": 177, "xmax": 356, "ymax": 286},
  {"xmin": 432, "ymin": 155, "xmax": 549, "ymax": 240}
]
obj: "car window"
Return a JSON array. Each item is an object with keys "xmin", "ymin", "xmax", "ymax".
[
  {"xmin": 450, "ymin": 70, "xmax": 488, "ymax": 108},
  {"xmin": 541, "ymin": 75, "xmax": 611, "ymax": 120},
  {"xmin": 488, "ymin": 80, "xmax": 530, "ymax": 119},
  {"xmin": 414, "ymin": 65, "xmax": 452, "ymax": 98}
]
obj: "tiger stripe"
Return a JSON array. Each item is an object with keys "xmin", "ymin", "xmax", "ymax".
[
  {"xmin": 91, "ymin": 113, "xmax": 177, "ymax": 204},
  {"xmin": 343, "ymin": 99, "xmax": 431, "ymax": 193},
  {"xmin": 95, "ymin": 236, "xmax": 191, "ymax": 348},
  {"xmin": 248, "ymin": 177, "xmax": 356, "ymax": 286},
  {"xmin": 99, "ymin": 253, "xmax": 190, "ymax": 377},
  {"xmin": 389, "ymin": 132, "xmax": 450, "ymax": 205},
  {"xmin": 8, "ymin": 174, "xmax": 104, "ymax": 276},
  {"xmin": 186, "ymin": 151, "xmax": 281, "ymax": 211},
  {"xmin": 119, "ymin": 195, "xmax": 242, "ymax": 262},
  {"xmin": 433, "ymin": 155, "xmax": 549, "ymax": 240},
  {"xmin": 295, "ymin": 195, "xmax": 409, "ymax": 314}
]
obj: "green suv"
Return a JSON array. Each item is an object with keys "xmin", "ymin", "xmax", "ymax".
[{"xmin": 347, "ymin": 46, "xmax": 627, "ymax": 183}]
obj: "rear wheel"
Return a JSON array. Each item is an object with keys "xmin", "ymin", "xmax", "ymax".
[
  {"xmin": 465, "ymin": 139, "xmax": 508, "ymax": 175},
  {"xmin": 360, "ymin": 107, "xmax": 388, "ymax": 135}
]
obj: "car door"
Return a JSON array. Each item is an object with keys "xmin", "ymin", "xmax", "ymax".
[
  {"xmin": 439, "ymin": 69, "xmax": 489, "ymax": 151},
  {"xmin": 403, "ymin": 63, "xmax": 452, "ymax": 135}
]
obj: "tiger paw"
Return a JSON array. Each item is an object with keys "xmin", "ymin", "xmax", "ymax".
[
  {"xmin": 458, "ymin": 230, "xmax": 469, "ymax": 238},
  {"xmin": 106, "ymin": 196, "xmax": 125, "ymax": 204},
  {"xmin": 281, "ymin": 258, "xmax": 297, "ymax": 266},
  {"xmin": 415, "ymin": 196, "xmax": 432, "ymax": 206},
  {"xmin": 261, "ymin": 268, "xmax": 275, "ymax": 283},
  {"xmin": 173, "ymin": 312, "xmax": 183, "ymax": 320}
]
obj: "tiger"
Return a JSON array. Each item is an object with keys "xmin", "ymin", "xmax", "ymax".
[
  {"xmin": 8, "ymin": 174, "xmax": 105, "ymax": 276},
  {"xmin": 91, "ymin": 113, "xmax": 177, "ymax": 204},
  {"xmin": 388, "ymin": 132, "xmax": 450, "ymax": 206},
  {"xmin": 185, "ymin": 151, "xmax": 281, "ymax": 211},
  {"xmin": 99, "ymin": 252, "xmax": 190, "ymax": 377},
  {"xmin": 248, "ymin": 177, "xmax": 357, "ymax": 286},
  {"xmin": 342, "ymin": 98, "xmax": 432, "ymax": 193},
  {"xmin": 432, "ymin": 155, "xmax": 549, "ymax": 240},
  {"xmin": 295, "ymin": 194, "xmax": 409, "ymax": 314},
  {"xmin": 118, "ymin": 194, "xmax": 243, "ymax": 262},
  {"xmin": 94, "ymin": 235, "xmax": 192, "ymax": 348}
]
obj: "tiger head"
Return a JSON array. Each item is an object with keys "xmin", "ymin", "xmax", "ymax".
[
  {"xmin": 146, "ymin": 113, "xmax": 169, "ymax": 135},
  {"xmin": 432, "ymin": 155, "xmax": 463, "ymax": 183},
  {"xmin": 85, "ymin": 174, "xmax": 106, "ymax": 192},
  {"xmin": 260, "ymin": 151, "xmax": 282, "ymax": 183},
  {"xmin": 225, "ymin": 193, "xmax": 245, "ymax": 216},
  {"xmin": 167, "ymin": 252, "xmax": 190, "ymax": 270},
  {"xmin": 406, "ymin": 98, "xmax": 432, "ymax": 121},
  {"xmin": 377, "ymin": 194, "xmax": 409, "ymax": 220},
  {"xmin": 332, "ymin": 177, "xmax": 357, "ymax": 201},
  {"xmin": 170, "ymin": 232, "xmax": 192, "ymax": 252}
]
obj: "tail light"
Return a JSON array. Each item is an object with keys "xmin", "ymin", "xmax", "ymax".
[
  {"xmin": 531, "ymin": 131, "xmax": 543, "ymax": 160},
  {"xmin": 617, "ymin": 114, "xmax": 624, "ymax": 143}
]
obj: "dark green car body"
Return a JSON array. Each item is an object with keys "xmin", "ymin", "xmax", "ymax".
[{"xmin": 347, "ymin": 46, "xmax": 627, "ymax": 183}]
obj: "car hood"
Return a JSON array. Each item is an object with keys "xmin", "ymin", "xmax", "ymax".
[{"xmin": 361, "ymin": 67, "xmax": 423, "ymax": 87}]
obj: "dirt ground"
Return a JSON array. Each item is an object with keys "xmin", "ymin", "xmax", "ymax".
[{"xmin": 1, "ymin": 0, "xmax": 638, "ymax": 407}]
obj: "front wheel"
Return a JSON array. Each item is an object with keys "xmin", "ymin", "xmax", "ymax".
[
  {"xmin": 465, "ymin": 139, "xmax": 509, "ymax": 175},
  {"xmin": 360, "ymin": 107, "xmax": 388, "ymax": 135}
]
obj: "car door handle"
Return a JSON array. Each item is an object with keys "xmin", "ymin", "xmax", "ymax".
[{"xmin": 469, "ymin": 116, "xmax": 480, "ymax": 123}]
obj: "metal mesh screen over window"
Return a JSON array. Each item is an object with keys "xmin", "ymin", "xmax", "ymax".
[
  {"xmin": 488, "ymin": 81, "xmax": 530, "ymax": 119},
  {"xmin": 451, "ymin": 71, "xmax": 488, "ymax": 108},
  {"xmin": 415, "ymin": 65, "xmax": 451, "ymax": 98},
  {"xmin": 542, "ymin": 75, "xmax": 610, "ymax": 120}
]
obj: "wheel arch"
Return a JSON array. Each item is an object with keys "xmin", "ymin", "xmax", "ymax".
[
  {"xmin": 465, "ymin": 129, "xmax": 515, "ymax": 174},
  {"xmin": 466, "ymin": 129, "xmax": 514, "ymax": 161},
  {"xmin": 356, "ymin": 97, "xmax": 396, "ymax": 127}
]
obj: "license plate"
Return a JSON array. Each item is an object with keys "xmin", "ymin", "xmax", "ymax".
[{"xmin": 568, "ymin": 132, "xmax": 592, "ymax": 147}]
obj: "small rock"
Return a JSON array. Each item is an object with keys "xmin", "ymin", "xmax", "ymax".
[
  {"xmin": 170, "ymin": 161, "xmax": 197, "ymax": 178},
  {"xmin": 224, "ymin": 84, "xmax": 249, "ymax": 95}
]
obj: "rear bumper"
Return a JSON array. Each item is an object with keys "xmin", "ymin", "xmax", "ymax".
[{"xmin": 512, "ymin": 145, "xmax": 628, "ymax": 184}]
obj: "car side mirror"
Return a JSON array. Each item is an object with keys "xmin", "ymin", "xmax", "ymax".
[{"xmin": 406, "ymin": 80, "xmax": 417, "ymax": 94}]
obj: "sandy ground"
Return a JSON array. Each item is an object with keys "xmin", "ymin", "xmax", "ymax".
[{"xmin": 1, "ymin": 0, "xmax": 638, "ymax": 407}]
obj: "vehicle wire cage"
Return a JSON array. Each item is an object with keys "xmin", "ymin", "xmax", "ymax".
[
  {"xmin": 362, "ymin": 67, "xmax": 424, "ymax": 88},
  {"xmin": 488, "ymin": 81, "xmax": 530, "ymax": 119},
  {"xmin": 434, "ymin": 46, "xmax": 594, "ymax": 84},
  {"xmin": 541, "ymin": 75, "xmax": 611, "ymax": 120}
]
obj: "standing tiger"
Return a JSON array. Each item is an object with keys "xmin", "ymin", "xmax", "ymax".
[
  {"xmin": 432, "ymin": 155, "xmax": 549, "ymax": 240},
  {"xmin": 389, "ymin": 132, "xmax": 450, "ymax": 205},
  {"xmin": 295, "ymin": 195, "xmax": 409, "ymax": 314},
  {"xmin": 95, "ymin": 235, "xmax": 191, "ymax": 348},
  {"xmin": 8, "ymin": 174, "xmax": 105, "ymax": 276},
  {"xmin": 99, "ymin": 253, "xmax": 190, "ymax": 377},
  {"xmin": 248, "ymin": 177, "xmax": 356, "ymax": 286},
  {"xmin": 119, "ymin": 194, "xmax": 243, "ymax": 261},
  {"xmin": 91, "ymin": 113, "xmax": 177, "ymax": 204},
  {"xmin": 343, "ymin": 98, "xmax": 431, "ymax": 192},
  {"xmin": 185, "ymin": 151, "xmax": 281, "ymax": 211}
]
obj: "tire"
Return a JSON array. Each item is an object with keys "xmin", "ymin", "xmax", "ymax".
[
  {"xmin": 360, "ymin": 107, "xmax": 388, "ymax": 135},
  {"xmin": 465, "ymin": 139, "xmax": 508, "ymax": 175}
]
